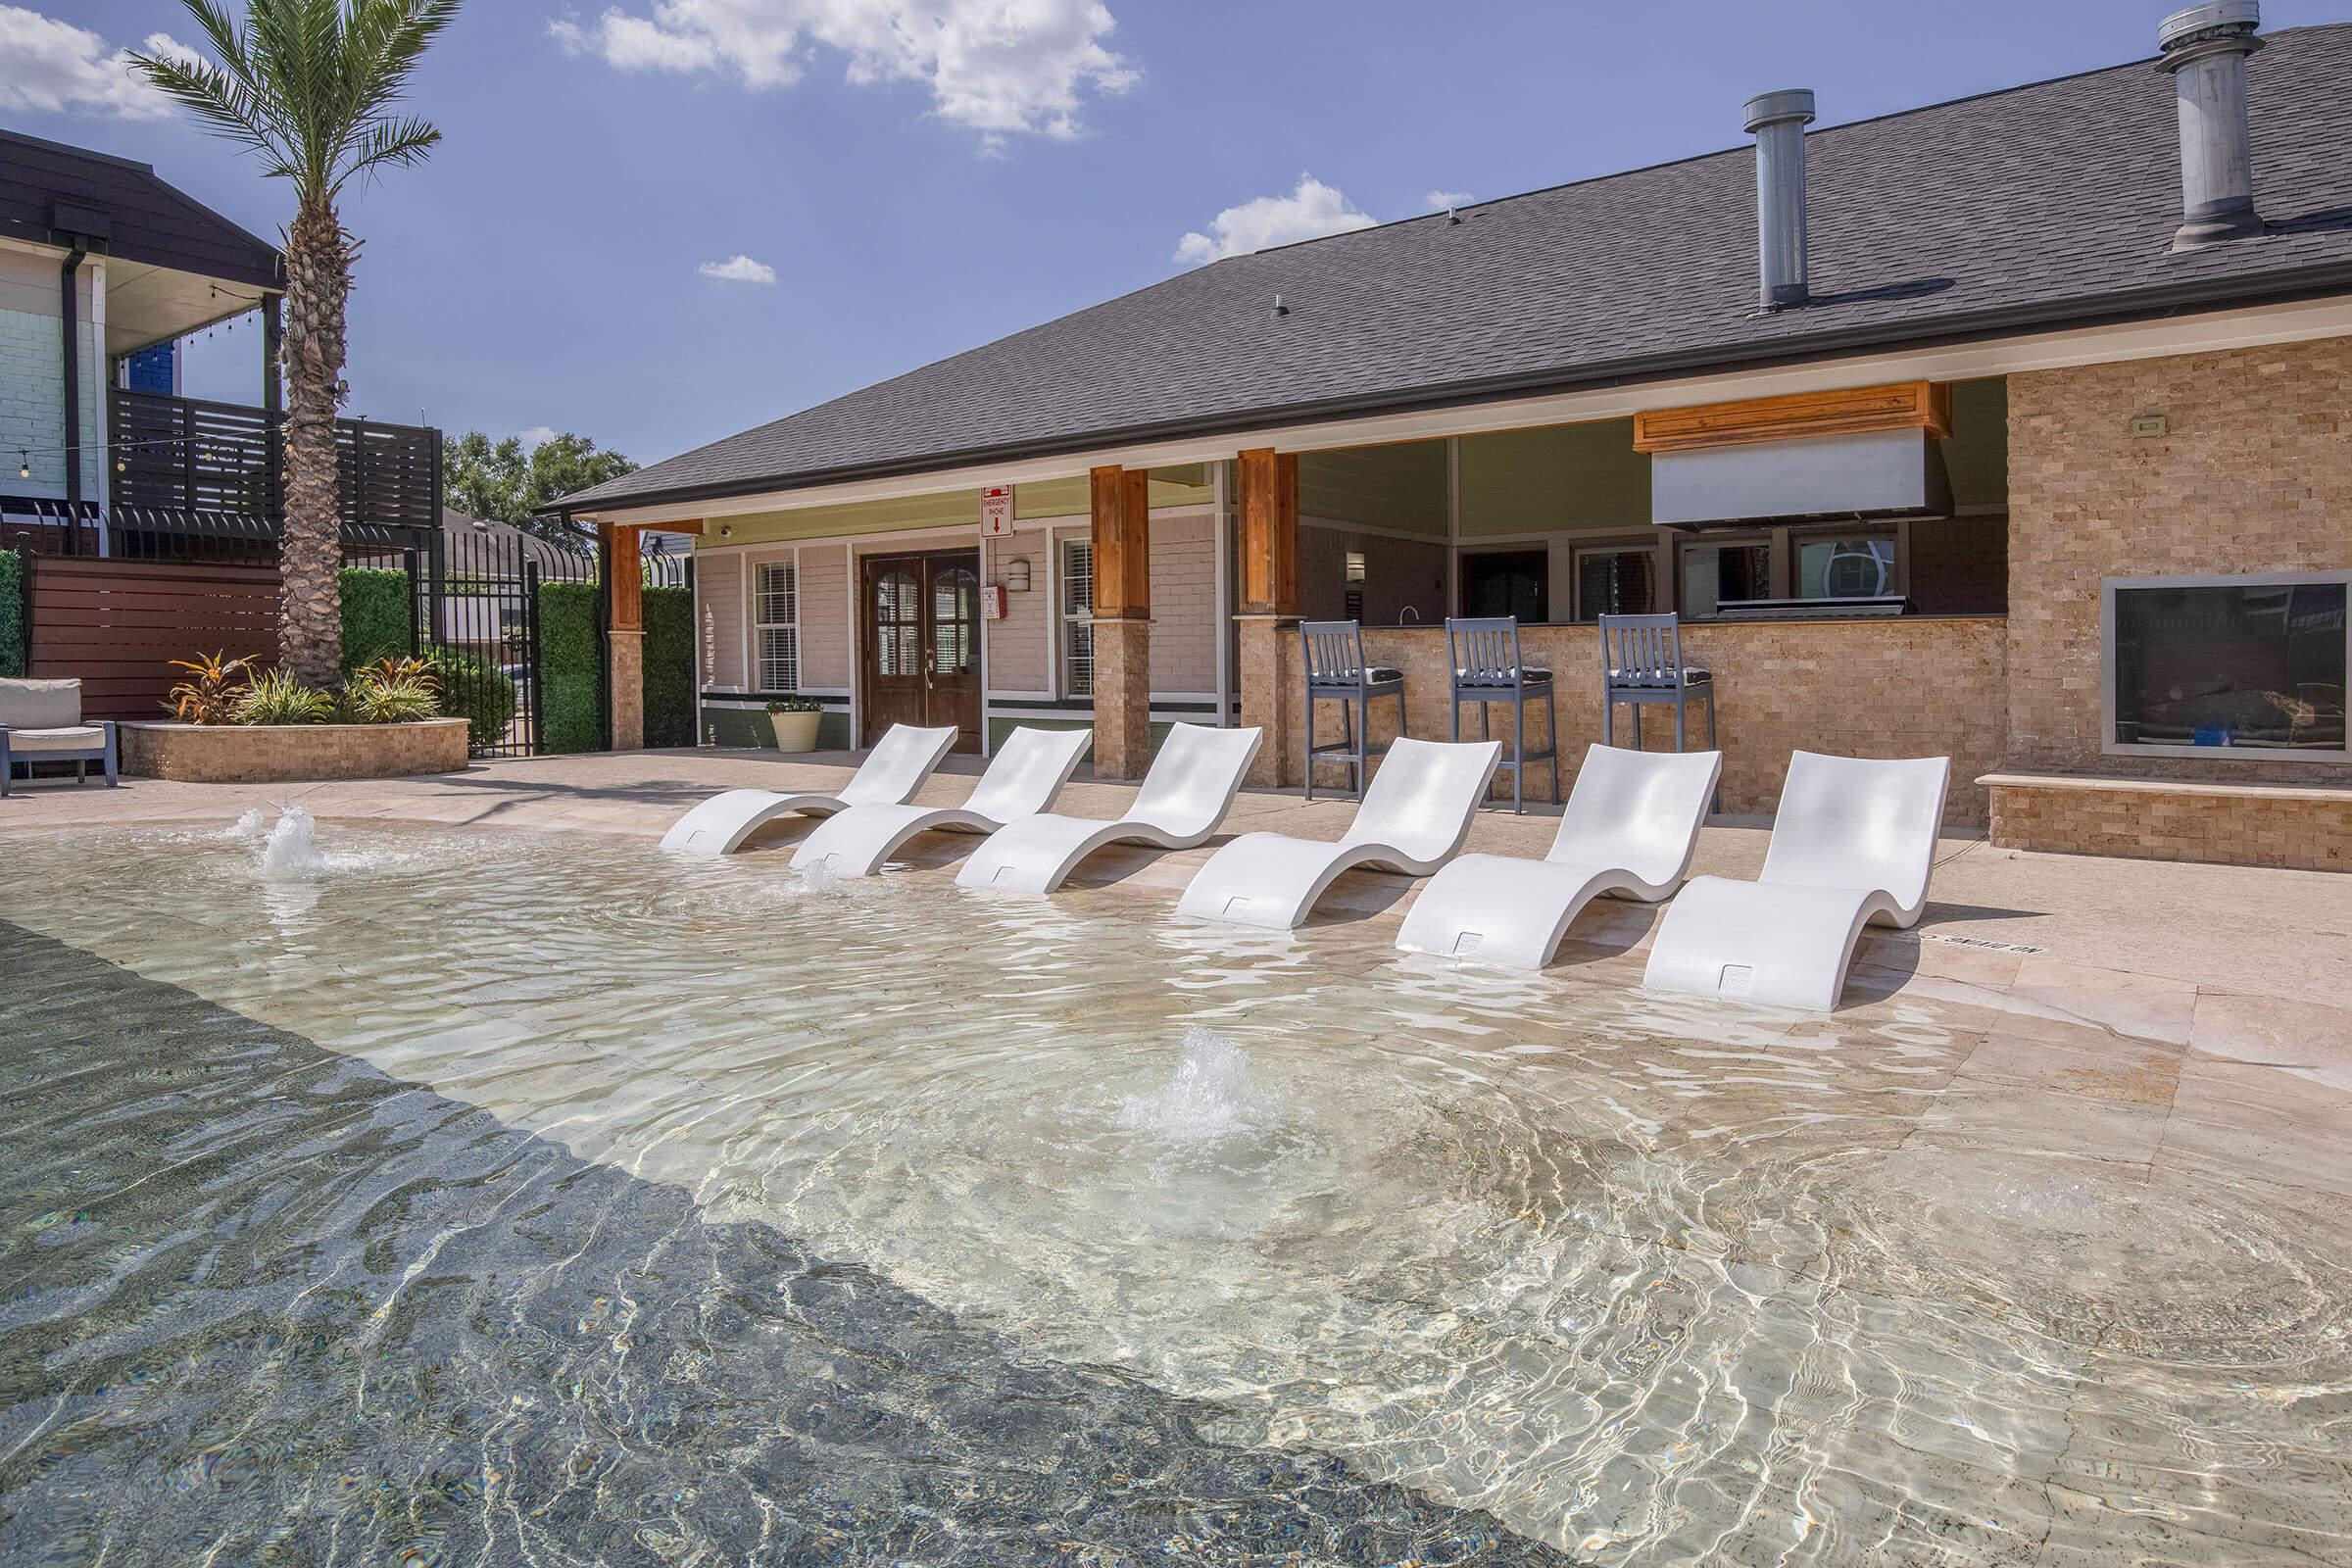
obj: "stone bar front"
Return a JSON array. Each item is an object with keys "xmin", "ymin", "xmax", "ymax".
[{"xmin": 1269, "ymin": 616, "xmax": 2009, "ymax": 824}]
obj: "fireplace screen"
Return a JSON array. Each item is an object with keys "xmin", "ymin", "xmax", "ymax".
[{"xmin": 2108, "ymin": 575, "xmax": 2348, "ymax": 756}]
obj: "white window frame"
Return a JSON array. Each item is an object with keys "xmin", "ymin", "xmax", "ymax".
[
  {"xmin": 755, "ymin": 556, "xmax": 801, "ymax": 694},
  {"xmin": 1060, "ymin": 534, "xmax": 1095, "ymax": 698},
  {"xmin": 2101, "ymin": 569, "xmax": 2352, "ymax": 762}
]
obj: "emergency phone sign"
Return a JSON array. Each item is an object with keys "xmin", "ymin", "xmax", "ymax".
[{"xmin": 979, "ymin": 485, "xmax": 1014, "ymax": 537}]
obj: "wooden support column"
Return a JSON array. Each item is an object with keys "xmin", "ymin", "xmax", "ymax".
[
  {"xmin": 1089, "ymin": 465, "xmax": 1152, "ymax": 779},
  {"xmin": 1235, "ymin": 447, "xmax": 1300, "ymax": 787},
  {"xmin": 603, "ymin": 520, "xmax": 647, "ymax": 751}
]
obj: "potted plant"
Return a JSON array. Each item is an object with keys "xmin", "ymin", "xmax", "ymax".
[{"xmin": 765, "ymin": 695, "xmax": 824, "ymax": 753}]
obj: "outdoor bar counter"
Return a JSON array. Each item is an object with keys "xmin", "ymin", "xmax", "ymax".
[{"xmin": 1271, "ymin": 615, "xmax": 2007, "ymax": 822}]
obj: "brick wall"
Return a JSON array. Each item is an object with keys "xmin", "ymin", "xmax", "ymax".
[
  {"xmin": 0, "ymin": 253, "xmax": 101, "ymax": 498},
  {"xmin": 2006, "ymin": 335, "xmax": 2352, "ymax": 787},
  {"xmin": 1275, "ymin": 616, "xmax": 2008, "ymax": 823},
  {"xmin": 983, "ymin": 526, "xmax": 1054, "ymax": 692},
  {"xmin": 1149, "ymin": 513, "xmax": 1215, "ymax": 694},
  {"xmin": 1989, "ymin": 777, "xmax": 2352, "ymax": 873}
]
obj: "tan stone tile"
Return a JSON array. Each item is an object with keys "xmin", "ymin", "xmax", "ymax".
[
  {"xmin": 2156, "ymin": 1058, "xmax": 2352, "ymax": 1199},
  {"xmin": 2189, "ymin": 991, "xmax": 2352, "ymax": 1086},
  {"xmin": 1960, "ymin": 1032, "xmax": 2183, "ymax": 1108},
  {"xmin": 2008, "ymin": 956, "xmax": 2199, "ymax": 1046},
  {"xmin": 1908, "ymin": 1076, "xmax": 2170, "ymax": 1165}
]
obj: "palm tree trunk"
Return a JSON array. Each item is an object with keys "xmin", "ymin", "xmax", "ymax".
[{"xmin": 277, "ymin": 197, "xmax": 350, "ymax": 688}]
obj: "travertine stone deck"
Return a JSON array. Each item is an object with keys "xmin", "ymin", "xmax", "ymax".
[{"xmin": 5, "ymin": 744, "xmax": 2348, "ymax": 1071}]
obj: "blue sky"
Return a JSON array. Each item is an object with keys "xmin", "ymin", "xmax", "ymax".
[{"xmin": 9, "ymin": 1, "xmax": 2342, "ymax": 468}]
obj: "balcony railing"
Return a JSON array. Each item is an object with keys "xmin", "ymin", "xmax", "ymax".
[{"xmin": 104, "ymin": 387, "xmax": 442, "ymax": 549}]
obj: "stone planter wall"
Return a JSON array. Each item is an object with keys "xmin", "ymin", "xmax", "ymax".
[{"xmin": 121, "ymin": 717, "xmax": 468, "ymax": 783}]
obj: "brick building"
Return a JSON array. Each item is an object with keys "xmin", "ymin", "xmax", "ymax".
[{"xmin": 559, "ymin": 7, "xmax": 2351, "ymax": 869}]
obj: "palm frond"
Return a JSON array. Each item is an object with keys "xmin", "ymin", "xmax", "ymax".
[
  {"xmin": 141, "ymin": 0, "xmax": 459, "ymax": 205},
  {"xmin": 339, "ymin": 117, "xmax": 443, "ymax": 188},
  {"xmin": 126, "ymin": 52, "xmax": 291, "ymax": 174}
]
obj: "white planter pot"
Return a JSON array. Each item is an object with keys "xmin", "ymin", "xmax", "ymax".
[{"xmin": 769, "ymin": 710, "xmax": 822, "ymax": 753}]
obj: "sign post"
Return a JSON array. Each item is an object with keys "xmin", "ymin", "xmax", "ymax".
[{"xmin": 979, "ymin": 484, "xmax": 1014, "ymax": 538}]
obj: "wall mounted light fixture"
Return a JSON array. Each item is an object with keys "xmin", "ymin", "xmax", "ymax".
[{"xmin": 1005, "ymin": 557, "xmax": 1032, "ymax": 591}]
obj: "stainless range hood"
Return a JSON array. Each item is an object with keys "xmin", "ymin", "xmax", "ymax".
[{"xmin": 1649, "ymin": 425, "xmax": 1951, "ymax": 529}]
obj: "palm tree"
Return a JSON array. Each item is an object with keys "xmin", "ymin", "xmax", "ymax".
[{"xmin": 132, "ymin": 1, "xmax": 460, "ymax": 687}]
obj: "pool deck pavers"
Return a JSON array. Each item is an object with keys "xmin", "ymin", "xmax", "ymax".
[{"xmin": 5, "ymin": 743, "xmax": 2347, "ymax": 1077}]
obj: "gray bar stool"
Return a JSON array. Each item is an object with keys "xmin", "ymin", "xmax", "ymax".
[
  {"xmin": 1446, "ymin": 615, "xmax": 1557, "ymax": 813},
  {"xmin": 1301, "ymin": 619, "xmax": 1404, "ymax": 802},
  {"xmin": 1599, "ymin": 612, "xmax": 1716, "ymax": 751}
]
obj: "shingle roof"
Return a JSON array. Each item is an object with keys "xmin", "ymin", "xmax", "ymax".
[
  {"xmin": 563, "ymin": 24, "xmax": 2352, "ymax": 514},
  {"xmin": 0, "ymin": 128, "xmax": 283, "ymax": 292}
]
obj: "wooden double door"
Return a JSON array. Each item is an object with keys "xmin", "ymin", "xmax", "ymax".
[{"xmin": 859, "ymin": 548, "xmax": 982, "ymax": 754}]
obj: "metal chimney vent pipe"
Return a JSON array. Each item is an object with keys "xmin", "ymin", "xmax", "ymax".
[
  {"xmin": 1743, "ymin": 88, "xmax": 1816, "ymax": 311},
  {"xmin": 2158, "ymin": 0, "xmax": 2264, "ymax": 248}
]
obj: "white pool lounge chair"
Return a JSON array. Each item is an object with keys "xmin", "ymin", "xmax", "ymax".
[
  {"xmin": 1642, "ymin": 750, "xmax": 1952, "ymax": 1011},
  {"xmin": 1175, "ymin": 737, "xmax": 1501, "ymax": 929},
  {"xmin": 955, "ymin": 722, "xmax": 1264, "ymax": 894},
  {"xmin": 790, "ymin": 725, "xmax": 1094, "ymax": 877},
  {"xmin": 659, "ymin": 723, "xmax": 957, "ymax": 854},
  {"xmin": 1396, "ymin": 744, "xmax": 1722, "ymax": 968}
]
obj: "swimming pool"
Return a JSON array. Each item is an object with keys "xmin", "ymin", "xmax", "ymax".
[{"xmin": 2, "ymin": 819, "xmax": 2345, "ymax": 1564}]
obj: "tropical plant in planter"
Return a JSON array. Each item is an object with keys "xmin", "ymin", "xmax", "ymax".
[
  {"xmin": 342, "ymin": 655, "xmax": 440, "ymax": 724},
  {"xmin": 233, "ymin": 668, "xmax": 337, "ymax": 726},
  {"xmin": 765, "ymin": 695, "xmax": 824, "ymax": 753},
  {"xmin": 165, "ymin": 652, "xmax": 257, "ymax": 723}
]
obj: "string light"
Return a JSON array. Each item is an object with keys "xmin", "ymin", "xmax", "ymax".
[{"xmin": 18, "ymin": 452, "xmax": 28, "ymax": 480}]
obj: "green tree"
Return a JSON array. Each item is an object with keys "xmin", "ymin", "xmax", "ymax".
[
  {"xmin": 133, "ymin": 0, "xmax": 461, "ymax": 688},
  {"xmin": 444, "ymin": 430, "xmax": 637, "ymax": 542}
]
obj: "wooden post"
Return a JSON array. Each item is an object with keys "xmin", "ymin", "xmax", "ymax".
[
  {"xmin": 1235, "ymin": 448, "xmax": 1299, "ymax": 786},
  {"xmin": 1089, "ymin": 465, "xmax": 1152, "ymax": 779}
]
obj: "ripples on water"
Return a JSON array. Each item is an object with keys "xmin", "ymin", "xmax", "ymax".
[{"xmin": 3, "ymin": 821, "xmax": 2349, "ymax": 1566}]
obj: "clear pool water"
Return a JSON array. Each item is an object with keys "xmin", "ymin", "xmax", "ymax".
[{"xmin": 2, "ymin": 820, "xmax": 2346, "ymax": 1565}]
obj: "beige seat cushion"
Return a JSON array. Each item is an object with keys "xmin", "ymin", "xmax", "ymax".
[
  {"xmin": 0, "ymin": 678, "xmax": 83, "ymax": 730},
  {"xmin": 4, "ymin": 725, "xmax": 106, "ymax": 755}
]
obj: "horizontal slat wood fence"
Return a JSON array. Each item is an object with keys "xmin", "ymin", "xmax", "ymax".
[{"xmin": 27, "ymin": 556, "xmax": 280, "ymax": 719}]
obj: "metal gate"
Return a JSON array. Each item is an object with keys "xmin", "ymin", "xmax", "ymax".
[
  {"xmin": 439, "ymin": 522, "xmax": 594, "ymax": 760},
  {"xmin": 346, "ymin": 522, "xmax": 600, "ymax": 759}
]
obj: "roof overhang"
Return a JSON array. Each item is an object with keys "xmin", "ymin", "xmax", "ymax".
[
  {"xmin": 566, "ymin": 287, "xmax": 2352, "ymax": 528},
  {"xmin": 101, "ymin": 257, "xmax": 274, "ymax": 357}
]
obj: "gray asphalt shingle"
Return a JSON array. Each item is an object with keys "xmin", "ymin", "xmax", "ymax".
[{"xmin": 564, "ymin": 24, "xmax": 2352, "ymax": 514}]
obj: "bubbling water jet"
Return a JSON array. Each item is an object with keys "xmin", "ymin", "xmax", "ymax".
[
  {"xmin": 258, "ymin": 807, "xmax": 325, "ymax": 877},
  {"xmin": 1117, "ymin": 1027, "xmax": 1258, "ymax": 1140}
]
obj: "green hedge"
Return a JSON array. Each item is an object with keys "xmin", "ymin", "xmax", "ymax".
[
  {"xmin": 536, "ymin": 580, "xmax": 604, "ymax": 754},
  {"xmin": 641, "ymin": 584, "xmax": 693, "ymax": 749},
  {"xmin": 338, "ymin": 567, "xmax": 413, "ymax": 671},
  {"xmin": 0, "ymin": 550, "xmax": 24, "ymax": 679}
]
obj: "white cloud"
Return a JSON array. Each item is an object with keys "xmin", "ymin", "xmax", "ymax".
[
  {"xmin": 515, "ymin": 425, "xmax": 560, "ymax": 448},
  {"xmin": 1427, "ymin": 188, "xmax": 1474, "ymax": 210},
  {"xmin": 549, "ymin": 0, "xmax": 1136, "ymax": 145},
  {"xmin": 0, "ymin": 8, "xmax": 200, "ymax": 120},
  {"xmin": 698, "ymin": 253, "xmax": 778, "ymax": 284},
  {"xmin": 1174, "ymin": 175, "xmax": 1377, "ymax": 267}
]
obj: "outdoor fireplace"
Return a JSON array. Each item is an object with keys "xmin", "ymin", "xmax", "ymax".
[{"xmin": 2104, "ymin": 572, "xmax": 2349, "ymax": 758}]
